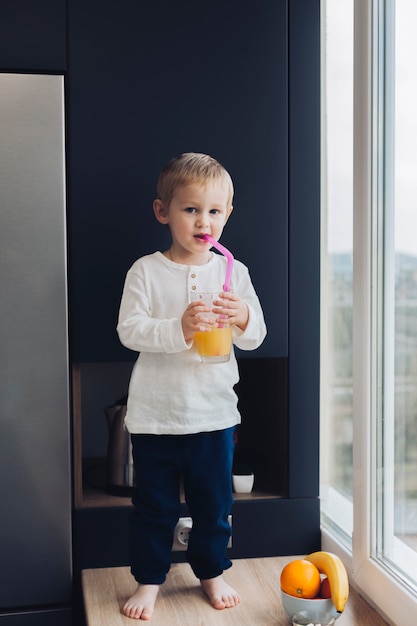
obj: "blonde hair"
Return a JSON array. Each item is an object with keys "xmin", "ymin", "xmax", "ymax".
[{"xmin": 156, "ymin": 152, "xmax": 234, "ymax": 207}]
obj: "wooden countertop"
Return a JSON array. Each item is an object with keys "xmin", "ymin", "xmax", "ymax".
[{"xmin": 82, "ymin": 556, "xmax": 389, "ymax": 626}]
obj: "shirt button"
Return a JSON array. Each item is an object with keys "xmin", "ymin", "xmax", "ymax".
[
  {"xmin": 191, "ymin": 273, "xmax": 196, "ymax": 278},
  {"xmin": 191, "ymin": 285, "xmax": 197, "ymax": 290}
]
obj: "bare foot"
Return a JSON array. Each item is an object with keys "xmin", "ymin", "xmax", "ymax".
[
  {"xmin": 122, "ymin": 584, "xmax": 159, "ymax": 620},
  {"xmin": 200, "ymin": 575, "xmax": 240, "ymax": 610}
]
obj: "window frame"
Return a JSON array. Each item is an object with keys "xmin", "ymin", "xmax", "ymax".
[{"xmin": 321, "ymin": 1, "xmax": 417, "ymax": 623}]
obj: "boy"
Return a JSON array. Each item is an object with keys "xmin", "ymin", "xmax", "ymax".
[{"xmin": 117, "ymin": 152, "xmax": 266, "ymax": 620}]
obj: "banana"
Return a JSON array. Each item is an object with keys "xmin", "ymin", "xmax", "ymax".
[{"xmin": 305, "ymin": 551, "xmax": 349, "ymax": 613}]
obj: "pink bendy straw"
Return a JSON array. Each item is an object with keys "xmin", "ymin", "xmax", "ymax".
[{"xmin": 197, "ymin": 234, "xmax": 234, "ymax": 291}]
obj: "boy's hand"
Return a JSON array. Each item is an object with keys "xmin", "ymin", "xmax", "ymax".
[
  {"xmin": 182, "ymin": 301, "xmax": 216, "ymax": 344},
  {"xmin": 213, "ymin": 292, "xmax": 249, "ymax": 332},
  {"xmin": 182, "ymin": 292, "xmax": 249, "ymax": 344}
]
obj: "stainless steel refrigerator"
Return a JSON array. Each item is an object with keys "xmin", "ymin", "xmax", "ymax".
[{"xmin": 0, "ymin": 74, "xmax": 72, "ymax": 625}]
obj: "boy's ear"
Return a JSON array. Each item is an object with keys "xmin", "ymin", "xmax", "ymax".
[
  {"xmin": 224, "ymin": 205, "xmax": 233, "ymax": 224},
  {"xmin": 153, "ymin": 198, "xmax": 169, "ymax": 224}
]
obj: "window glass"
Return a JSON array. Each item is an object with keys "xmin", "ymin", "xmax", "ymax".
[
  {"xmin": 320, "ymin": 0, "xmax": 354, "ymax": 545},
  {"xmin": 377, "ymin": 0, "xmax": 417, "ymax": 590}
]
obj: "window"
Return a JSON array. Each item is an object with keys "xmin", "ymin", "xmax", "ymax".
[
  {"xmin": 376, "ymin": 0, "xmax": 417, "ymax": 593},
  {"xmin": 320, "ymin": 0, "xmax": 354, "ymax": 547},
  {"xmin": 321, "ymin": 1, "xmax": 417, "ymax": 623}
]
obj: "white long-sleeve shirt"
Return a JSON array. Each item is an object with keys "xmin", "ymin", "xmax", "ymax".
[{"xmin": 117, "ymin": 251, "xmax": 266, "ymax": 435}]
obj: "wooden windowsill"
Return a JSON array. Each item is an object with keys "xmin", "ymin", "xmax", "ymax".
[{"xmin": 82, "ymin": 556, "xmax": 389, "ymax": 626}]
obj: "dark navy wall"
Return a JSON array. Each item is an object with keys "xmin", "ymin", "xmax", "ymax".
[
  {"xmin": 66, "ymin": 0, "xmax": 288, "ymax": 362},
  {"xmin": 0, "ymin": 0, "xmax": 66, "ymax": 71},
  {"xmin": 288, "ymin": 0, "xmax": 321, "ymax": 499}
]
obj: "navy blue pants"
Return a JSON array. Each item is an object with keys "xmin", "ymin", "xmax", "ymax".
[{"xmin": 130, "ymin": 427, "xmax": 234, "ymax": 585}]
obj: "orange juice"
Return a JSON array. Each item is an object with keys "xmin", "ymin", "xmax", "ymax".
[{"xmin": 194, "ymin": 326, "xmax": 232, "ymax": 362}]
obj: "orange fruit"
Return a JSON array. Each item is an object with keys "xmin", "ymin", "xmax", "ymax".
[{"xmin": 280, "ymin": 559, "xmax": 321, "ymax": 598}]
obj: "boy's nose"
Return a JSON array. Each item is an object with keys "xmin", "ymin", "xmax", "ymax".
[{"xmin": 196, "ymin": 213, "xmax": 210, "ymax": 228}]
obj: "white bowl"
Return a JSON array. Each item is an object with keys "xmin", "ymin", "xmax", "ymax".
[{"xmin": 280, "ymin": 590, "xmax": 340, "ymax": 623}]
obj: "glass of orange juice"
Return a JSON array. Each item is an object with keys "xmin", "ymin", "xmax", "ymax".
[{"xmin": 191, "ymin": 291, "xmax": 233, "ymax": 363}]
